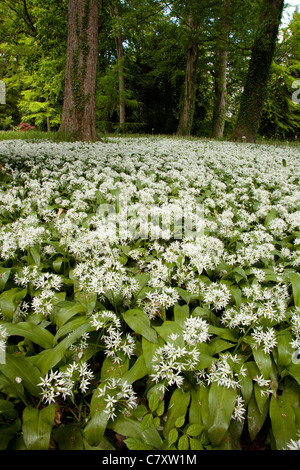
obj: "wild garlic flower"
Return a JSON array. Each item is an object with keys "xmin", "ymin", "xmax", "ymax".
[
  {"xmin": 183, "ymin": 316, "xmax": 211, "ymax": 345},
  {"xmin": 251, "ymin": 326, "xmax": 277, "ymax": 354},
  {"xmin": 196, "ymin": 353, "xmax": 246, "ymax": 391},
  {"xmin": 151, "ymin": 342, "xmax": 200, "ymax": 389},
  {"xmin": 97, "ymin": 378, "xmax": 138, "ymax": 421},
  {"xmin": 38, "ymin": 361, "xmax": 94, "ymax": 405}
]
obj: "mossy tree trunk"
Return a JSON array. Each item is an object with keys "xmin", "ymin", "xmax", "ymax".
[
  {"xmin": 232, "ymin": 0, "xmax": 284, "ymax": 143},
  {"xmin": 177, "ymin": 14, "xmax": 198, "ymax": 137},
  {"xmin": 59, "ymin": 0, "xmax": 98, "ymax": 141},
  {"xmin": 212, "ymin": 0, "xmax": 230, "ymax": 139}
]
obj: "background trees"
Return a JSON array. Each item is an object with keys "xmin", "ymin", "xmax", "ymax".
[{"xmin": 0, "ymin": 0, "xmax": 299, "ymax": 141}]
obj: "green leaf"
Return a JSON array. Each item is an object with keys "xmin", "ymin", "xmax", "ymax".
[
  {"xmin": 53, "ymin": 301, "xmax": 85, "ymax": 328},
  {"xmin": 52, "ymin": 424, "xmax": 84, "ymax": 450},
  {"xmin": 154, "ymin": 321, "xmax": 184, "ymax": 345},
  {"xmin": 41, "ymin": 323, "xmax": 90, "ymax": 375},
  {"xmin": 74, "ymin": 290, "xmax": 97, "ymax": 314},
  {"xmin": 207, "ymin": 383, "xmax": 237, "ymax": 446},
  {"xmin": 178, "ymin": 434, "xmax": 189, "ymax": 450},
  {"xmin": 288, "ymin": 272, "xmax": 300, "ymax": 307},
  {"xmin": 4, "ymin": 322, "xmax": 54, "ymax": 349},
  {"xmin": 247, "ymin": 393, "xmax": 269, "ymax": 441},
  {"xmin": 100, "ymin": 356, "xmax": 129, "ymax": 382},
  {"xmin": 252, "ymin": 347, "xmax": 272, "ymax": 378},
  {"xmin": 186, "ymin": 424, "xmax": 204, "ymax": 437},
  {"xmin": 189, "ymin": 438, "xmax": 203, "ymax": 450},
  {"xmin": 22, "ymin": 405, "xmax": 55, "ymax": 450},
  {"xmin": 142, "ymin": 337, "xmax": 162, "ymax": 375},
  {"xmin": 4, "ymin": 354, "xmax": 41, "ymax": 396},
  {"xmin": 276, "ymin": 331, "xmax": 294, "ymax": 367},
  {"xmin": 156, "ymin": 400, "xmax": 165, "ymax": 417},
  {"xmin": 0, "ymin": 288, "xmax": 27, "ymax": 321},
  {"xmin": 123, "ymin": 309, "xmax": 158, "ymax": 343},
  {"xmin": 163, "ymin": 389, "xmax": 190, "ymax": 438},
  {"xmin": 83, "ymin": 410, "xmax": 110, "ymax": 447},
  {"xmin": 149, "ymin": 392, "xmax": 159, "ymax": 412},
  {"xmin": 168, "ymin": 428, "xmax": 178, "ymax": 446},
  {"xmin": 175, "ymin": 415, "xmax": 186, "ymax": 428},
  {"xmin": 142, "ymin": 413, "xmax": 153, "ymax": 431},
  {"xmin": 122, "ymin": 354, "xmax": 147, "ymax": 385},
  {"xmin": 270, "ymin": 395, "xmax": 297, "ymax": 450},
  {"xmin": 124, "ymin": 438, "xmax": 153, "ymax": 450},
  {"xmin": 0, "ymin": 268, "xmax": 11, "ymax": 291},
  {"xmin": 173, "ymin": 303, "xmax": 189, "ymax": 328}
]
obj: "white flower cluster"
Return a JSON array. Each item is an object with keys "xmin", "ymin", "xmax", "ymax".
[
  {"xmin": 97, "ymin": 378, "xmax": 138, "ymax": 420},
  {"xmin": 90, "ymin": 310, "xmax": 135, "ymax": 363},
  {"xmin": 38, "ymin": 361, "xmax": 94, "ymax": 405},
  {"xmin": 151, "ymin": 315, "xmax": 211, "ymax": 390}
]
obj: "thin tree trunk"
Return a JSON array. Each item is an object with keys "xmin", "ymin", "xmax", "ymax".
[
  {"xmin": 212, "ymin": 0, "xmax": 230, "ymax": 139},
  {"xmin": 59, "ymin": 0, "xmax": 98, "ymax": 141},
  {"xmin": 177, "ymin": 15, "xmax": 198, "ymax": 137},
  {"xmin": 232, "ymin": 0, "xmax": 284, "ymax": 143},
  {"xmin": 109, "ymin": 1, "xmax": 126, "ymax": 132}
]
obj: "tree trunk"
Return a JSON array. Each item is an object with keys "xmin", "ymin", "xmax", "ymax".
[
  {"xmin": 177, "ymin": 15, "xmax": 198, "ymax": 137},
  {"xmin": 115, "ymin": 31, "xmax": 126, "ymax": 132},
  {"xmin": 109, "ymin": 1, "xmax": 126, "ymax": 133},
  {"xmin": 212, "ymin": 0, "xmax": 230, "ymax": 139},
  {"xmin": 232, "ymin": 0, "xmax": 284, "ymax": 143},
  {"xmin": 59, "ymin": 0, "xmax": 98, "ymax": 141}
]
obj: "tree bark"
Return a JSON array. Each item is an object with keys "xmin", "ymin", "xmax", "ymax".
[
  {"xmin": 212, "ymin": 0, "xmax": 230, "ymax": 139},
  {"xmin": 109, "ymin": 0, "xmax": 126, "ymax": 132},
  {"xmin": 59, "ymin": 0, "xmax": 98, "ymax": 141},
  {"xmin": 231, "ymin": 0, "xmax": 284, "ymax": 143},
  {"xmin": 177, "ymin": 15, "xmax": 198, "ymax": 137}
]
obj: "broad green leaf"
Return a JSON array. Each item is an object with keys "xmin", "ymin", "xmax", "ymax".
[
  {"xmin": 22, "ymin": 405, "xmax": 55, "ymax": 450},
  {"xmin": 123, "ymin": 309, "xmax": 158, "ymax": 343},
  {"xmin": 154, "ymin": 321, "xmax": 184, "ymax": 345},
  {"xmin": 122, "ymin": 354, "xmax": 147, "ymax": 385},
  {"xmin": 208, "ymin": 325, "xmax": 238, "ymax": 342},
  {"xmin": 30, "ymin": 246, "xmax": 40, "ymax": 267},
  {"xmin": 52, "ymin": 424, "xmax": 84, "ymax": 450},
  {"xmin": 207, "ymin": 383, "xmax": 237, "ymax": 446},
  {"xmin": 0, "ymin": 268, "xmax": 11, "ymax": 291},
  {"xmin": 288, "ymin": 272, "xmax": 300, "ymax": 307},
  {"xmin": 247, "ymin": 393, "xmax": 269, "ymax": 441},
  {"xmin": 74, "ymin": 291, "xmax": 97, "ymax": 314},
  {"xmin": 252, "ymin": 347, "xmax": 272, "ymax": 378},
  {"xmin": 54, "ymin": 315, "xmax": 88, "ymax": 343},
  {"xmin": 176, "ymin": 287, "xmax": 190, "ymax": 304},
  {"xmin": 4, "ymin": 322, "xmax": 54, "ymax": 349},
  {"xmin": 101, "ymin": 356, "xmax": 129, "ymax": 381},
  {"xmin": 142, "ymin": 337, "xmax": 162, "ymax": 375},
  {"xmin": 41, "ymin": 323, "xmax": 91, "ymax": 375},
  {"xmin": 83, "ymin": 410, "xmax": 110, "ymax": 447},
  {"xmin": 163, "ymin": 389, "xmax": 190, "ymax": 438},
  {"xmin": 174, "ymin": 303, "xmax": 189, "ymax": 328},
  {"xmin": 270, "ymin": 395, "xmax": 297, "ymax": 450},
  {"xmin": 4, "ymin": 354, "xmax": 41, "ymax": 396},
  {"xmin": 276, "ymin": 331, "xmax": 294, "ymax": 367},
  {"xmin": 53, "ymin": 301, "xmax": 85, "ymax": 328},
  {"xmin": 0, "ymin": 288, "xmax": 27, "ymax": 321}
]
